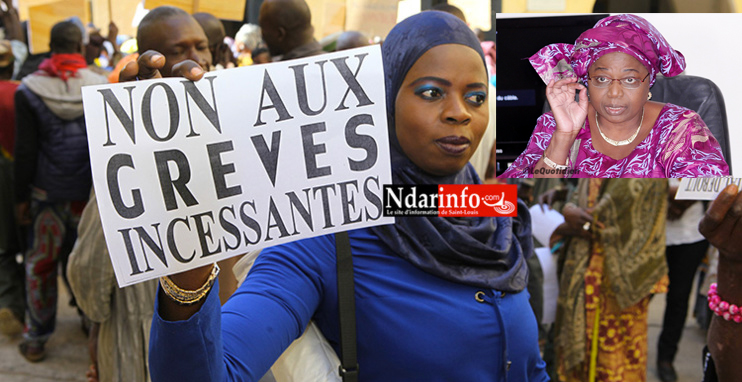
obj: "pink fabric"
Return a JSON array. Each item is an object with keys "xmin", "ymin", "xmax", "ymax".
[
  {"xmin": 529, "ymin": 14, "xmax": 686, "ymax": 87},
  {"xmin": 481, "ymin": 41, "xmax": 495, "ymax": 76},
  {"xmin": 499, "ymin": 103, "xmax": 729, "ymax": 178}
]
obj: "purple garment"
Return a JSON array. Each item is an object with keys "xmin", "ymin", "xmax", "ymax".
[
  {"xmin": 530, "ymin": 14, "xmax": 685, "ymax": 86},
  {"xmin": 499, "ymin": 103, "xmax": 730, "ymax": 178}
]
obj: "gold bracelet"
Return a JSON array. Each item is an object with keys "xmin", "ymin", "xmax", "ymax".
[
  {"xmin": 543, "ymin": 154, "xmax": 568, "ymax": 170},
  {"xmin": 160, "ymin": 263, "xmax": 220, "ymax": 305}
]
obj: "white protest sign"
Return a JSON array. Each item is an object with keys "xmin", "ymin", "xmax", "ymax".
[
  {"xmin": 676, "ymin": 178, "xmax": 742, "ymax": 201},
  {"xmin": 534, "ymin": 247, "xmax": 558, "ymax": 325},
  {"xmin": 82, "ymin": 45, "xmax": 393, "ymax": 287},
  {"xmin": 528, "ymin": 204, "xmax": 564, "ymax": 246}
]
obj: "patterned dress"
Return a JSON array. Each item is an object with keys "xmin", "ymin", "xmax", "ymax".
[
  {"xmin": 500, "ymin": 104, "xmax": 729, "ymax": 178},
  {"xmin": 558, "ymin": 179, "xmax": 669, "ymax": 382}
]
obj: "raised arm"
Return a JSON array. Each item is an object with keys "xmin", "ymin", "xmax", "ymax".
[
  {"xmin": 499, "ymin": 79, "xmax": 587, "ymax": 179},
  {"xmin": 149, "ymin": 235, "xmax": 333, "ymax": 381},
  {"xmin": 698, "ymin": 184, "xmax": 742, "ymax": 381},
  {"xmin": 117, "ymin": 50, "xmax": 215, "ymax": 321},
  {"xmin": 532, "ymin": 78, "xmax": 587, "ymax": 178}
]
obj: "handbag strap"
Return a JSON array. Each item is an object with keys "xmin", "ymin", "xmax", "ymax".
[{"xmin": 335, "ymin": 231, "xmax": 359, "ymax": 382}]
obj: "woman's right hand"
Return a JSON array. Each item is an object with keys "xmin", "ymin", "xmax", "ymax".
[
  {"xmin": 120, "ymin": 50, "xmax": 213, "ymax": 321},
  {"xmin": 561, "ymin": 203, "xmax": 601, "ymax": 239},
  {"xmin": 159, "ymin": 264, "xmax": 215, "ymax": 321},
  {"xmin": 547, "ymin": 77, "xmax": 588, "ymax": 137}
]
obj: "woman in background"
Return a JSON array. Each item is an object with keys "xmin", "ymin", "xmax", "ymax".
[
  {"xmin": 551, "ymin": 179, "xmax": 668, "ymax": 381},
  {"xmin": 141, "ymin": 11, "xmax": 548, "ymax": 382}
]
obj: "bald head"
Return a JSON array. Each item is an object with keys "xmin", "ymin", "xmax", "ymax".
[
  {"xmin": 336, "ymin": 31, "xmax": 368, "ymax": 51},
  {"xmin": 137, "ymin": 6, "xmax": 191, "ymax": 53},
  {"xmin": 259, "ymin": 0, "xmax": 312, "ymax": 30},
  {"xmin": 193, "ymin": 12, "xmax": 226, "ymax": 47},
  {"xmin": 50, "ymin": 21, "xmax": 83, "ymax": 54},
  {"xmin": 136, "ymin": 6, "xmax": 212, "ymax": 77},
  {"xmin": 259, "ymin": 0, "xmax": 314, "ymax": 56}
]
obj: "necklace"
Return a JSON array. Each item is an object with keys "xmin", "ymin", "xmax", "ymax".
[{"xmin": 594, "ymin": 107, "xmax": 645, "ymax": 146}]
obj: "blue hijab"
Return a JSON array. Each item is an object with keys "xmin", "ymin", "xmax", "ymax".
[{"xmin": 370, "ymin": 11, "xmax": 530, "ymax": 292}]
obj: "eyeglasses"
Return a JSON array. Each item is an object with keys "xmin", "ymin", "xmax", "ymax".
[{"xmin": 587, "ymin": 72, "xmax": 650, "ymax": 89}]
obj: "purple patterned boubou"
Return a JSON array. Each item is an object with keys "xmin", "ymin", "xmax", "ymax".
[{"xmin": 501, "ymin": 104, "xmax": 729, "ymax": 178}]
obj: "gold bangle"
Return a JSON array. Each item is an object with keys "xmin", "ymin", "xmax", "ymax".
[
  {"xmin": 160, "ymin": 263, "xmax": 220, "ymax": 305},
  {"xmin": 543, "ymin": 155, "xmax": 568, "ymax": 170}
]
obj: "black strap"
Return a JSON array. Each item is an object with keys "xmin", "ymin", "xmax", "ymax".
[{"xmin": 335, "ymin": 232, "xmax": 359, "ymax": 382}]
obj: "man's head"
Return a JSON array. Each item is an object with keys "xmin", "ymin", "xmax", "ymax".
[
  {"xmin": 0, "ymin": 40, "xmax": 14, "ymax": 80},
  {"xmin": 193, "ymin": 12, "xmax": 225, "ymax": 53},
  {"xmin": 49, "ymin": 21, "xmax": 84, "ymax": 54},
  {"xmin": 137, "ymin": 6, "xmax": 212, "ymax": 77},
  {"xmin": 251, "ymin": 47, "xmax": 271, "ymax": 64},
  {"xmin": 335, "ymin": 31, "xmax": 368, "ymax": 51},
  {"xmin": 85, "ymin": 29, "xmax": 106, "ymax": 65},
  {"xmin": 258, "ymin": 0, "xmax": 314, "ymax": 57}
]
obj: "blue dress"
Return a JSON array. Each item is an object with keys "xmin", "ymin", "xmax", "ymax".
[{"xmin": 149, "ymin": 228, "xmax": 549, "ymax": 381}]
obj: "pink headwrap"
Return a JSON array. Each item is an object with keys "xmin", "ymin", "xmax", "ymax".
[{"xmin": 529, "ymin": 14, "xmax": 686, "ymax": 87}]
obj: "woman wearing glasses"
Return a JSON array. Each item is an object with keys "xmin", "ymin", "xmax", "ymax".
[{"xmin": 499, "ymin": 14, "xmax": 729, "ymax": 178}]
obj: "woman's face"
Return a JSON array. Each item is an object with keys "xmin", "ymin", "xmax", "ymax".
[
  {"xmin": 395, "ymin": 44, "xmax": 489, "ymax": 176},
  {"xmin": 587, "ymin": 52, "xmax": 650, "ymax": 124}
]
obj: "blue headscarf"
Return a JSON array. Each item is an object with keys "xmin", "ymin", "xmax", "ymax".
[{"xmin": 370, "ymin": 11, "xmax": 530, "ymax": 292}]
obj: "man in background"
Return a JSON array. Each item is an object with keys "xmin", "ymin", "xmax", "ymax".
[
  {"xmin": 193, "ymin": 12, "xmax": 235, "ymax": 69},
  {"xmin": 258, "ymin": 0, "xmax": 323, "ymax": 61},
  {"xmin": 13, "ymin": 20, "xmax": 107, "ymax": 362},
  {"xmin": 0, "ymin": 39, "xmax": 23, "ymax": 338},
  {"xmin": 335, "ymin": 31, "xmax": 369, "ymax": 52}
]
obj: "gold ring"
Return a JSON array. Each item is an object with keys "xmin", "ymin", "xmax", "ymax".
[{"xmin": 474, "ymin": 291, "xmax": 486, "ymax": 303}]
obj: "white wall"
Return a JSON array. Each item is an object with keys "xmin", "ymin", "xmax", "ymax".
[
  {"xmin": 636, "ymin": 13, "xmax": 742, "ymax": 175},
  {"xmin": 498, "ymin": 13, "xmax": 742, "ymax": 175}
]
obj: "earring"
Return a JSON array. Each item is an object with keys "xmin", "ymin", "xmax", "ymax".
[{"xmin": 647, "ymin": 91, "xmax": 652, "ymax": 100}]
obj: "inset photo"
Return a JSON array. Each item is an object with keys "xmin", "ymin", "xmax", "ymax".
[{"xmin": 496, "ymin": 13, "xmax": 740, "ymax": 178}]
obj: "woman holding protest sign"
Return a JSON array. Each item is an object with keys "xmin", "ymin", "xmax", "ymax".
[{"xmin": 146, "ymin": 10, "xmax": 547, "ymax": 381}]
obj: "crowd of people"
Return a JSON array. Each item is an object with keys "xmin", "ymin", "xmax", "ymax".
[
  {"xmin": 506, "ymin": 178, "xmax": 741, "ymax": 382},
  {"xmin": 0, "ymin": 1, "xmax": 740, "ymax": 382}
]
